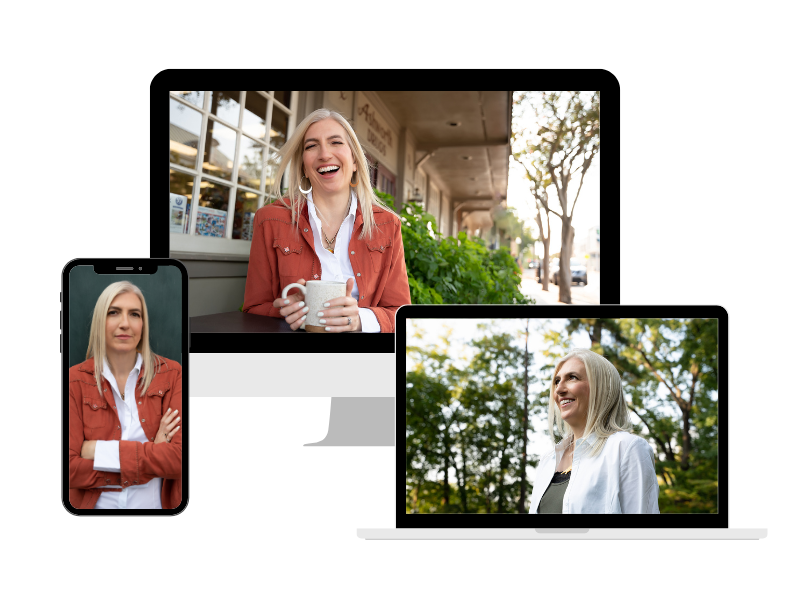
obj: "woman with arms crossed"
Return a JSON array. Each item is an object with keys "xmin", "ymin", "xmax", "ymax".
[
  {"xmin": 529, "ymin": 349, "xmax": 659, "ymax": 514},
  {"xmin": 68, "ymin": 281, "xmax": 182, "ymax": 509},
  {"xmin": 243, "ymin": 108, "xmax": 411, "ymax": 332}
]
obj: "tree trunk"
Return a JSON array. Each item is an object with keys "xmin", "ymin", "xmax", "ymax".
[
  {"xmin": 681, "ymin": 409, "xmax": 692, "ymax": 470},
  {"xmin": 442, "ymin": 449, "xmax": 450, "ymax": 506},
  {"xmin": 535, "ymin": 210, "xmax": 550, "ymax": 291},
  {"xmin": 518, "ymin": 320, "xmax": 530, "ymax": 513},
  {"xmin": 541, "ymin": 236, "xmax": 550, "ymax": 292},
  {"xmin": 590, "ymin": 320, "xmax": 602, "ymax": 348},
  {"xmin": 558, "ymin": 221, "xmax": 575, "ymax": 304},
  {"xmin": 455, "ymin": 459, "xmax": 468, "ymax": 512}
]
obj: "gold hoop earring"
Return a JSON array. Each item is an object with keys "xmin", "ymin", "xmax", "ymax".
[
  {"xmin": 299, "ymin": 175, "xmax": 312, "ymax": 194},
  {"xmin": 349, "ymin": 172, "xmax": 358, "ymax": 188}
]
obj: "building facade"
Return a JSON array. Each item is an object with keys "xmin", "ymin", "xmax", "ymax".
[{"xmin": 169, "ymin": 90, "xmax": 511, "ymax": 316}]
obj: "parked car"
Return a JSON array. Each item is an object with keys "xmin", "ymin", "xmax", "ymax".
[{"xmin": 551, "ymin": 258, "xmax": 588, "ymax": 286}]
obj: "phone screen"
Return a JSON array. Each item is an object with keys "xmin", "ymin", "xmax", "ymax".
[{"xmin": 61, "ymin": 260, "xmax": 188, "ymax": 515}]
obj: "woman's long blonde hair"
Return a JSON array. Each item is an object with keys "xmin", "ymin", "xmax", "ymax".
[
  {"xmin": 268, "ymin": 108, "xmax": 396, "ymax": 239},
  {"xmin": 86, "ymin": 281, "xmax": 159, "ymax": 397},
  {"xmin": 548, "ymin": 348, "xmax": 633, "ymax": 457}
]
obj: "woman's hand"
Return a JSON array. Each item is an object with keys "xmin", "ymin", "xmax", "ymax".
[
  {"xmin": 316, "ymin": 278, "xmax": 361, "ymax": 332},
  {"xmin": 155, "ymin": 408, "xmax": 180, "ymax": 444},
  {"xmin": 80, "ymin": 440, "xmax": 97, "ymax": 460},
  {"xmin": 272, "ymin": 278, "xmax": 310, "ymax": 331}
]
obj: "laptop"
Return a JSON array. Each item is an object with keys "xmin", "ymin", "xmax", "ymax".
[{"xmin": 358, "ymin": 304, "xmax": 766, "ymax": 540}]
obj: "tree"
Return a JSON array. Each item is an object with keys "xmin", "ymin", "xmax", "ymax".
[
  {"xmin": 405, "ymin": 323, "xmax": 538, "ymax": 514},
  {"xmin": 512, "ymin": 91, "xmax": 600, "ymax": 303}
]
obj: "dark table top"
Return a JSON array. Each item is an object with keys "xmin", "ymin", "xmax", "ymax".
[{"xmin": 191, "ymin": 311, "xmax": 299, "ymax": 333}]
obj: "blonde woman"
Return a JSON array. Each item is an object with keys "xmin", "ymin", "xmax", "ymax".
[
  {"xmin": 68, "ymin": 281, "xmax": 182, "ymax": 509},
  {"xmin": 529, "ymin": 349, "xmax": 659, "ymax": 514},
  {"xmin": 243, "ymin": 108, "xmax": 411, "ymax": 333}
]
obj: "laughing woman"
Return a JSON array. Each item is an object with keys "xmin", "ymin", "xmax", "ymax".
[
  {"xmin": 243, "ymin": 108, "xmax": 411, "ymax": 332},
  {"xmin": 529, "ymin": 349, "xmax": 660, "ymax": 514},
  {"xmin": 68, "ymin": 281, "xmax": 182, "ymax": 510}
]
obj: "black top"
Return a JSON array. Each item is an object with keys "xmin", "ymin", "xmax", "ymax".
[{"xmin": 537, "ymin": 470, "xmax": 572, "ymax": 514}]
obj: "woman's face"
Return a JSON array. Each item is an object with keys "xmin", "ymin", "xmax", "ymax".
[
  {"xmin": 105, "ymin": 292, "xmax": 143, "ymax": 355},
  {"xmin": 554, "ymin": 357, "xmax": 591, "ymax": 429},
  {"xmin": 302, "ymin": 118, "xmax": 357, "ymax": 197}
]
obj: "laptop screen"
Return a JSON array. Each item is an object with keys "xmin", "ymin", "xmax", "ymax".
[{"xmin": 398, "ymin": 305, "xmax": 727, "ymax": 529}]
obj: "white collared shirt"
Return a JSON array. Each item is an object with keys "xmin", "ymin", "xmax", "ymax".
[
  {"xmin": 528, "ymin": 431, "xmax": 659, "ymax": 514},
  {"xmin": 306, "ymin": 190, "xmax": 380, "ymax": 333},
  {"xmin": 93, "ymin": 353, "xmax": 163, "ymax": 509}
]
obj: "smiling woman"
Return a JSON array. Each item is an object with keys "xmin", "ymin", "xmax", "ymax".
[
  {"xmin": 242, "ymin": 108, "xmax": 411, "ymax": 332},
  {"xmin": 68, "ymin": 281, "xmax": 182, "ymax": 510},
  {"xmin": 529, "ymin": 348, "xmax": 659, "ymax": 514}
]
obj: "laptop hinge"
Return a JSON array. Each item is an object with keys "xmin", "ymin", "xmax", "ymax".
[{"xmin": 535, "ymin": 529, "xmax": 591, "ymax": 533}]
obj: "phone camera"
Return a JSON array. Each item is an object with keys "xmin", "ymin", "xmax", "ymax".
[{"xmin": 139, "ymin": 267, "xmax": 142, "ymax": 270}]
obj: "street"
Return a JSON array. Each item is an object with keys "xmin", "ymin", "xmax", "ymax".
[{"xmin": 519, "ymin": 268, "xmax": 600, "ymax": 305}]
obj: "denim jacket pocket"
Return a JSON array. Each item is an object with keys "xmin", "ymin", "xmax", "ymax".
[
  {"xmin": 273, "ymin": 239, "xmax": 304, "ymax": 276},
  {"xmin": 366, "ymin": 238, "xmax": 393, "ymax": 273}
]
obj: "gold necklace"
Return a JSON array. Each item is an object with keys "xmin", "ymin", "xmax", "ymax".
[{"xmin": 317, "ymin": 197, "xmax": 351, "ymax": 253}]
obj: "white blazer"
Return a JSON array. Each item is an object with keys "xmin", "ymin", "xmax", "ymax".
[{"xmin": 528, "ymin": 431, "xmax": 660, "ymax": 514}]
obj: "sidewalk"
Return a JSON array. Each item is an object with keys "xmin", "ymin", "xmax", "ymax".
[{"xmin": 519, "ymin": 268, "xmax": 600, "ymax": 305}]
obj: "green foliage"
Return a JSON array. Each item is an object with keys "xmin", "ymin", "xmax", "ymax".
[
  {"xmin": 375, "ymin": 190, "xmax": 531, "ymax": 305},
  {"xmin": 406, "ymin": 325, "xmax": 537, "ymax": 514}
]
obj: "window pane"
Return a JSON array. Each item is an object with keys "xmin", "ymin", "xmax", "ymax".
[
  {"xmin": 196, "ymin": 180, "xmax": 231, "ymax": 238},
  {"xmin": 242, "ymin": 92, "xmax": 267, "ymax": 140},
  {"xmin": 233, "ymin": 189, "xmax": 259, "ymax": 241},
  {"xmin": 202, "ymin": 119, "xmax": 237, "ymax": 180},
  {"xmin": 169, "ymin": 98, "xmax": 201, "ymax": 169},
  {"xmin": 270, "ymin": 107, "xmax": 289, "ymax": 150},
  {"xmin": 273, "ymin": 91, "xmax": 291, "ymax": 109},
  {"xmin": 210, "ymin": 91, "xmax": 241, "ymax": 126},
  {"xmin": 169, "ymin": 169, "xmax": 194, "ymax": 234},
  {"xmin": 264, "ymin": 149, "xmax": 279, "ymax": 193},
  {"xmin": 171, "ymin": 91, "xmax": 204, "ymax": 108},
  {"xmin": 238, "ymin": 138, "xmax": 264, "ymax": 189}
]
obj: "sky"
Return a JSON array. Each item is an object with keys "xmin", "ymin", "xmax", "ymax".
[{"xmin": 506, "ymin": 92, "xmax": 601, "ymax": 257}]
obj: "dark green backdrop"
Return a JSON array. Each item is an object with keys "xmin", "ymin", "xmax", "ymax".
[{"xmin": 68, "ymin": 265, "xmax": 183, "ymax": 367}]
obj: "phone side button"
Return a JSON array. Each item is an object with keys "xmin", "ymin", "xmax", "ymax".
[{"xmin": 60, "ymin": 334, "xmax": 62, "ymax": 354}]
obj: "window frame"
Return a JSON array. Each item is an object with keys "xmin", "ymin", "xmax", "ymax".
[{"xmin": 169, "ymin": 91, "xmax": 298, "ymax": 257}]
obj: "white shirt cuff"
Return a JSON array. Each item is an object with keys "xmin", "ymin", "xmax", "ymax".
[
  {"xmin": 93, "ymin": 440, "xmax": 121, "ymax": 472},
  {"xmin": 358, "ymin": 308, "xmax": 381, "ymax": 332}
]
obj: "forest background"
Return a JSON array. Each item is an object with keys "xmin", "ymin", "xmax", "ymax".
[{"xmin": 405, "ymin": 317, "xmax": 719, "ymax": 514}]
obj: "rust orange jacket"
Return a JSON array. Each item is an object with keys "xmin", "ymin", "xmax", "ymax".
[
  {"xmin": 243, "ymin": 201, "xmax": 411, "ymax": 332},
  {"xmin": 68, "ymin": 356, "xmax": 182, "ymax": 510}
]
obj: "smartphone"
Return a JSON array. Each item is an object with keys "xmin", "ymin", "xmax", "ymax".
[{"xmin": 61, "ymin": 258, "xmax": 189, "ymax": 515}]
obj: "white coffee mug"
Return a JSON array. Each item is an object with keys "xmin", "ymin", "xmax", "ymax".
[{"xmin": 281, "ymin": 280, "xmax": 346, "ymax": 333}]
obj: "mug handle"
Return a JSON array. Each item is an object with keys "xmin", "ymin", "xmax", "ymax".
[{"xmin": 281, "ymin": 282, "xmax": 306, "ymax": 300}]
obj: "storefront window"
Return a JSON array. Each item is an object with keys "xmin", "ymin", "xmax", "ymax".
[
  {"xmin": 270, "ymin": 106, "xmax": 289, "ymax": 149},
  {"xmin": 170, "ymin": 91, "xmax": 204, "ymax": 108},
  {"xmin": 242, "ymin": 92, "xmax": 268, "ymax": 140},
  {"xmin": 169, "ymin": 91, "xmax": 296, "ymax": 251},
  {"xmin": 169, "ymin": 169, "xmax": 194, "ymax": 234},
  {"xmin": 202, "ymin": 118, "xmax": 237, "ymax": 181},
  {"xmin": 238, "ymin": 137, "xmax": 264, "ymax": 190},
  {"xmin": 195, "ymin": 180, "xmax": 231, "ymax": 238},
  {"xmin": 233, "ymin": 189, "xmax": 259, "ymax": 241},
  {"xmin": 170, "ymin": 98, "xmax": 201, "ymax": 170},
  {"xmin": 210, "ymin": 91, "xmax": 241, "ymax": 127}
]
